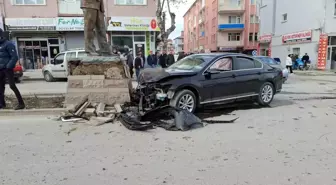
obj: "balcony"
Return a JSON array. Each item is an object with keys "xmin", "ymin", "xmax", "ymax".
[
  {"xmin": 58, "ymin": 0, "xmax": 83, "ymax": 15},
  {"xmin": 218, "ymin": 3, "xmax": 245, "ymax": 14},
  {"xmin": 218, "ymin": 24, "xmax": 244, "ymax": 31}
]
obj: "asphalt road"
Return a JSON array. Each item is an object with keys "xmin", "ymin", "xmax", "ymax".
[{"xmin": 1, "ymin": 74, "xmax": 336, "ymax": 184}]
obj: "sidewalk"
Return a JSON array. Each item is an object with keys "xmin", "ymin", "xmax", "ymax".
[
  {"xmin": 23, "ymin": 69, "xmax": 44, "ymax": 81},
  {"xmin": 294, "ymin": 70, "xmax": 336, "ymax": 76}
]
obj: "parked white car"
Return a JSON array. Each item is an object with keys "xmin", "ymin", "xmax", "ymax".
[{"xmin": 42, "ymin": 49, "xmax": 87, "ymax": 82}]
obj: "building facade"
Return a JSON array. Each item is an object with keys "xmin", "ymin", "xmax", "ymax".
[
  {"xmin": 173, "ymin": 31, "xmax": 184, "ymax": 53},
  {"xmin": 259, "ymin": 0, "xmax": 336, "ymax": 70},
  {"xmin": 1, "ymin": 0, "xmax": 158, "ymax": 70},
  {"xmin": 183, "ymin": 0, "xmax": 259, "ymax": 54}
]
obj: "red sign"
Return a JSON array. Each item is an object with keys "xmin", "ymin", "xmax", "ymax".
[
  {"xmin": 150, "ymin": 19, "xmax": 157, "ymax": 29},
  {"xmin": 259, "ymin": 34, "xmax": 272, "ymax": 43},
  {"xmin": 317, "ymin": 34, "xmax": 328, "ymax": 70},
  {"xmin": 282, "ymin": 30, "xmax": 312, "ymax": 44}
]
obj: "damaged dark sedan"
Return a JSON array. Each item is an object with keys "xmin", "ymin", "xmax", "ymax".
[{"xmin": 137, "ymin": 53, "xmax": 283, "ymax": 113}]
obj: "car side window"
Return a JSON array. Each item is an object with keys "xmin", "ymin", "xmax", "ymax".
[
  {"xmin": 54, "ymin": 54, "xmax": 65, "ymax": 65},
  {"xmin": 254, "ymin": 59, "xmax": 263, "ymax": 68},
  {"xmin": 77, "ymin": 52, "xmax": 87, "ymax": 59},
  {"xmin": 66, "ymin": 52, "xmax": 76, "ymax": 61},
  {"xmin": 234, "ymin": 57, "xmax": 257, "ymax": 70},
  {"xmin": 210, "ymin": 57, "xmax": 232, "ymax": 71}
]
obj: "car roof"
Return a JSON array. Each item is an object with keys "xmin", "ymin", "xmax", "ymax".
[{"xmin": 192, "ymin": 53, "xmax": 252, "ymax": 57}]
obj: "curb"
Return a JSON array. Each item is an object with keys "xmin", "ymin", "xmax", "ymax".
[{"xmin": 0, "ymin": 108, "xmax": 66, "ymax": 116}]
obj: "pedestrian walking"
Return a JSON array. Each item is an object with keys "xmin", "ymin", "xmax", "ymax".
[
  {"xmin": 286, "ymin": 54, "xmax": 293, "ymax": 74},
  {"xmin": 166, "ymin": 51, "xmax": 175, "ymax": 66},
  {"xmin": 126, "ymin": 50, "xmax": 134, "ymax": 78},
  {"xmin": 0, "ymin": 28, "xmax": 25, "ymax": 110},
  {"xmin": 302, "ymin": 53, "xmax": 310, "ymax": 67},
  {"xmin": 134, "ymin": 52, "xmax": 143, "ymax": 81}
]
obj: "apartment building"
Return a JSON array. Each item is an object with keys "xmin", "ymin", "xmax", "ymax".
[
  {"xmin": 259, "ymin": 0, "xmax": 336, "ymax": 70},
  {"xmin": 173, "ymin": 31, "xmax": 184, "ymax": 53},
  {"xmin": 183, "ymin": 0, "xmax": 259, "ymax": 54},
  {"xmin": 0, "ymin": 0, "xmax": 158, "ymax": 70}
]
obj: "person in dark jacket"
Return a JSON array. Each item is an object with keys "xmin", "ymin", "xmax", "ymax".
[
  {"xmin": 146, "ymin": 50, "xmax": 157, "ymax": 68},
  {"xmin": 126, "ymin": 50, "xmax": 134, "ymax": 78},
  {"xmin": 159, "ymin": 50, "xmax": 167, "ymax": 68},
  {"xmin": 177, "ymin": 52, "xmax": 185, "ymax": 61},
  {"xmin": 302, "ymin": 53, "xmax": 310, "ymax": 67},
  {"xmin": 0, "ymin": 28, "xmax": 25, "ymax": 110},
  {"xmin": 134, "ymin": 52, "xmax": 143, "ymax": 81},
  {"xmin": 166, "ymin": 51, "xmax": 175, "ymax": 66}
]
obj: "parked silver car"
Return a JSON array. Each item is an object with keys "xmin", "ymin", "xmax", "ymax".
[{"xmin": 254, "ymin": 56, "xmax": 289, "ymax": 83}]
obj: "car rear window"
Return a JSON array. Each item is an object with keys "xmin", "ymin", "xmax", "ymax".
[{"xmin": 256, "ymin": 57, "xmax": 277, "ymax": 65}]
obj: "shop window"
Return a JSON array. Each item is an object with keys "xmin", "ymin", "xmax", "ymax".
[
  {"xmin": 133, "ymin": 31, "xmax": 146, "ymax": 35},
  {"xmin": 48, "ymin": 38, "xmax": 59, "ymax": 45},
  {"xmin": 14, "ymin": 0, "xmax": 45, "ymax": 5},
  {"xmin": 115, "ymin": 0, "xmax": 147, "ymax": 5},
  {"xmin": 112, "ymin": 36, "xmax": 133, "ymax": 49},
  {"xmin": 228, "ymin": 33, "xmax": 240, "ymax": 41},
  {"xmin": 112, "ymin": 31, "xmax": 133, "ymax": 35},
  {"xmin": 293, "ymin": 48, "xmax": 300, "ymax": 55},
  {"xmin": 134, "ymin": 36, "xmax": 145, "ymax": 42},
  {"xmin": 329, "ymin": 36, "xmax": 336, "ymax": 45}
]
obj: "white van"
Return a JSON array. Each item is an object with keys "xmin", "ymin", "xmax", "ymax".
[{"xmin": 42, "ymin": 49, "xmax": 87, "ymax": 82}]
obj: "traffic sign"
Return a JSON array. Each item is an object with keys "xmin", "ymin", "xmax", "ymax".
[{"xmin": 252, "ymin": 50, "xmax": 257, "ymax": 56}]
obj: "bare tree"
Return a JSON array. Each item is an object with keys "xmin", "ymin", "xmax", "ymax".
[{"xmin": 155, "ymin": 0, "xmax": 177, "ymax": 50}]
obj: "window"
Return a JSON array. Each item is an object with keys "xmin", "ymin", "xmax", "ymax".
[
  {"xmin": 234, "ymin": 57, "xmax": 257, "ymax": 70},
  {"xmin": 334, "ymin": 0, "xmax": 336, "ymax": 16},
  {"xmin": 115, "ymin": 0, "xmax": 147, "ymax": 5},
  {"xmin": 254, "ymin": 59, "xmax": 263, "ymax": 68},
  {"xmin": 254, "ymin": 32, "xmax": 258, "ymax": 41},
  {"xmin": 66, "ymin": 52, "xmax": 76, "ymax": 61},
  {"xmin": 249, "ymin": 33, "xmax": 253, "ymax": 41},
  {"xmin": 14, "ymin": 0, "xmax": 45, "ymax": 5},
  {"xmin": 230, "ymin": 0, "xmax": 241, "ymax": 6},
  {"xmin": 250, "ymin": 15, "xmax": 259, "ymax": 23},
  {"xmin": 54, "ymin": 54, "xmax": 65, "ymax": 65},
  {"xmin": 168, "ymin": 55, "xmax": 216, "ymax": 72},
  {"xmin": 282, "ymin": 13, "xmax": 287, "ymax": 22},
  {"xmin": 293, "ymin": 48, "xmax": 300, "ymax": 55},
  {"xmin": 77, "ymin": 52, "xmax": 87, "ymax": 59},
  {"xmin": 210, "ymin": 58, "xmax": 232, "ymax": 71},
  {"xmin": 228, "ymin": 33, "xmax": 240, "ymax": 41},
  {"xmin": 250, "ymin": 0, "xmax": 255, "ymax": 5},
  {"xmin": 229, "ymin": 16, "xmax": 241, "ymax": 24},
  {"xmin": 256, "ymin": 57, "xmax": 277, "ymax": 65}
]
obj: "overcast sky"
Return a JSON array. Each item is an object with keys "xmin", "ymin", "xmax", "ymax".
[{"xmin": 167, "ymin": 0, "xmax": 195, "ymax": 39}]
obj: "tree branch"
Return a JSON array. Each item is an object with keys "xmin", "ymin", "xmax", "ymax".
[{"xmin": 166, "ymin": 0, "xmax": 176, "ymax": 36}]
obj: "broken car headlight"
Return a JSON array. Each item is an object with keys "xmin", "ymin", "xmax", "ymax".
[{"xmin": 156, "ymin": 93, "xmax": 168, "ymax": 101}]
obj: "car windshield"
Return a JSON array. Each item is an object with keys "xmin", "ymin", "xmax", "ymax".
[
  {"xmin": 168, "ymin": 55, "xmax": 215, "ymax": 71},
  {"xmin": 256, "ymin": 57, "xmax": 278, "ymax": 65}
]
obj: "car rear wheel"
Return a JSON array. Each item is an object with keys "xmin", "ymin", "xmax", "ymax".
[
  {"xmin": 170, "ymin": 89, "xmax": 197, "ymax": 113},
  {"xmin": 257, "ymin": 82, "xmax": 274, "ymax": 106},
  {"xmin": 44, "ymin": 71, "xmax": 54, "ymax": 82}
]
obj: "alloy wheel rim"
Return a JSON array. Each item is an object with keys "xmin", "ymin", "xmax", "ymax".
[
  {"xmin": 261, "ymin": 85, "xmax": 273, "ymax": 103},
  {"xmin": 178, "ymin": 94, "xmax": 195, "ymax": 112},
  {"xmin": 45, "ymin": 73, "xmax": 50, "ymax": 81}
]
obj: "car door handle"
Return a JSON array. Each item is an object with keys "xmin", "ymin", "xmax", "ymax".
[{"xmin": 232, "ymin": 74, "xmax": 236, "ymax": 78}]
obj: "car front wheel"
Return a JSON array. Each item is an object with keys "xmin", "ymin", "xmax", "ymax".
[
  {"xmin": 170, "ymin": 89, "xmax": 197, "ymax": 113},
  {"xmin": 257, "ymin": 82, "xmax": 274, "ymax": 106},
  {"xmin": 44, "ymin": 71, "xmax": 54, "ymax": 82}
]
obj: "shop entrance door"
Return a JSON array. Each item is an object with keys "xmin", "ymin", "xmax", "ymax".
[
  {"xmin": 134, "ymin": 42, "xmax": 146, "ymax": 56},
  {"xmin": 327, "ymin": 46, "xmax": 336, "ymax": 70},
  {"xmin": 48, "ymin": 38, "xmax": 60, "ymax": 65}
]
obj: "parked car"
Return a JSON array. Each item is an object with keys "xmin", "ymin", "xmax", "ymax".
[
  {"xmin": 254, "ymin": 56, "xmax": 289, "ymax": 83},
  {"xmin": 13, "ymin": 61, "xmax": 23, "ymax": 83},
  {"xmin": 42, "ymin": 49, "xmax": 87, "ymax": 82},
  {"xmin": 138, "ymin": 53, "xmax": 283, "ymax": 113}
]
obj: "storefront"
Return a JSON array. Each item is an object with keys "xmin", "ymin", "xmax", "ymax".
[
  {"xmin": 56, "ymin": 17, "xmax": 86, "ymax": 50},
  {"xmin": 258, "ymin": 34, "xmax": 272, "ymax": 56},
  {"xmin": 5, "ymin": 18, "xmax": 63, "ymax": 70},
  {"xmin": 107, "ymin": 17, "xmax": 160, "ymax": 57},
  {"xmin": 271, "ymin": 30, "xmax": 319, "ymax": 67}
]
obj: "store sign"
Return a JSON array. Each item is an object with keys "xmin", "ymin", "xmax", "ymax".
[
  {"xmin": 5, "ymin": 18, "xmax": 56, "ymax": 31},
  {"xmin": 259, "ymin": 34, "xmax": 272, "ymax": 43},
  {"xmin": 107, "ymin": 17, "xmax": 160, "ymax": 31},
  {"xmin": 282, "ymin": 30, "xmax": 312, "ymax": 44},
  {"xmin": 56, "ymin": 17, "xmax": 84, "ymax": 31},
  {"xmin": 317, "ymin": 34, "xmax": 328, "ymax": 70}
]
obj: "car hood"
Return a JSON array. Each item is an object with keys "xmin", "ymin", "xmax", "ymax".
[{"xmin": 139, "ymin": 68, "xmax": 197, "ymax": 84}]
